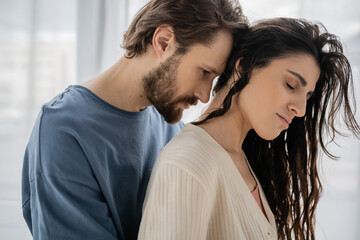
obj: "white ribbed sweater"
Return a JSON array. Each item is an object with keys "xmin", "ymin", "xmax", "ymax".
[{"xmin": 138, "ymin": 124, "xmax": 278, "ymax": 240}]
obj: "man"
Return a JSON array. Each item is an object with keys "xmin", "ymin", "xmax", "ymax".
[{"xmin": 22, "ymin": 0, "xmax": 248, "ymax": 239}]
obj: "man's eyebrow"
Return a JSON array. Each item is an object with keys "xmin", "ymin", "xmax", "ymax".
[
  {"xmin": 287, "ymin": 70, "xmax": 307, "ymax": 87},
  {"xmin": 203, "ymin": 65, "xmax": 221, "ymax": 75}
]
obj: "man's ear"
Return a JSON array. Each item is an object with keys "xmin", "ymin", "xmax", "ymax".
[{"xmin": 152, "ymin": 24, "xmax": 176, "ymax": 59}]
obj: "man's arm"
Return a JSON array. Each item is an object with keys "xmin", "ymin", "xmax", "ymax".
[{"xmin": 22, "ymin": 109, "xmax": 118, "ymax": 240}]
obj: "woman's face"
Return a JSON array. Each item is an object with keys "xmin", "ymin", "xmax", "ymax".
[{"xmin": 236, "ymin": 54, "xmax": 320, "ymax": 140}]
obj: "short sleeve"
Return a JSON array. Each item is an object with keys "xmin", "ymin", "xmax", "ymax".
[{"xmin": 22, "ymin": 107, "xmax": 118, "ymax": 240}]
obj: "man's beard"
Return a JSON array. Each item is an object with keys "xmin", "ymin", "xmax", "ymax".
[{"xmin": 142, "ymin": 54, "xmax": 198, "ymax": 124}]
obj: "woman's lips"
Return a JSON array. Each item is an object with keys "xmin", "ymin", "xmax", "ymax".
[{"xmin": 277, "ymin": 113, "xmax": 290, "ymax": 128}]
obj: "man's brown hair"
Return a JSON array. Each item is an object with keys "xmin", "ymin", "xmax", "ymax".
[{"xmin": 123, "ymin": 0, "xmax": 248, "ymax": 58}]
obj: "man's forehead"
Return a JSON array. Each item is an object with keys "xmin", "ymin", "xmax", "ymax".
[
  {"xmin": 185, "ymin": 42, "xmax": 231, "ymax": 74},
  {"xmin": 202, "ymin": 52, "xmax": 228, "ymax": 73}
]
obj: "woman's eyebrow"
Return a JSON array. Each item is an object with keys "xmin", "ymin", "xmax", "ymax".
[{"xmin": 287, "ymin": 70, "xmax": 307, "ymax": 87}]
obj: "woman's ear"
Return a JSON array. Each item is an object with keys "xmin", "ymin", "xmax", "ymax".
[
  {"xmin": 235, "ymin": 57, "xmax": 243, "ymax": 72},
  {"xmin": 227, "ymin": 57, "xmax": 244, "ymax": 88},
  {"xmin": 152, "ymin": 24, "xmax": 176, "ymax": 59}
]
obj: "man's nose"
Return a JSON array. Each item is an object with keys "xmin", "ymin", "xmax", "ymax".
[{"xmin": 193, "ymin": 80, "xmax": 213, "ymax": 103}]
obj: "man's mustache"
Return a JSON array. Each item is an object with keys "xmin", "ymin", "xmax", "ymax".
[{"xmin": 173, "ymin": 96, "xmax": 198, "ymax": 106}]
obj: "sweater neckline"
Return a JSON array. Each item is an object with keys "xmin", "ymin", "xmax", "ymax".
[{"xmin": 183, "ymin": 123, "xmax": 277, "ymax": 235}]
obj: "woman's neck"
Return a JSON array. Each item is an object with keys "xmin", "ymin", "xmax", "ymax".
[{"xmin": 199, "ymin": 105, "xmax": 251, "ymax": 155}]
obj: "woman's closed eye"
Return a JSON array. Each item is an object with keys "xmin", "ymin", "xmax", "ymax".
[{"xmin": 286, "ymin": 82, "xmax": 295, "ymax": 90}]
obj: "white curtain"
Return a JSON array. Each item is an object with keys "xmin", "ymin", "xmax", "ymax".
[
  {"xmin": 0, "ymin": 0, "xmax": 136, "ymax": 239},
  {"xmin": 77, "ymin": 0, "xmax": 130, "ymax": 83}
]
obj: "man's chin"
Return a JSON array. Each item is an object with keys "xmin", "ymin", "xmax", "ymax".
[
  {"xmin": 162, "ymin": 109, "xmax": 183, "ymax": 124},
  {"xmin": 164, "ymin": 111, "xmax": 183, "ymax": 124}
]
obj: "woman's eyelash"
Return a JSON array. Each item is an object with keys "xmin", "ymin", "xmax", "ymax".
[{"xmin": 286, "ymin": 82, "xmax": 295, "ymax": 90}]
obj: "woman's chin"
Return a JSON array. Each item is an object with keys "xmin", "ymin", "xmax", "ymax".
[{"xmin": 255, "ymin": 129, "xmax": 282, "ymax": 141}]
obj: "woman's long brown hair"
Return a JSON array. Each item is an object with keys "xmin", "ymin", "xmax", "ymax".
[{"xmin": 194, "ymin": 18, "xmax": 360, "ymax": 239}]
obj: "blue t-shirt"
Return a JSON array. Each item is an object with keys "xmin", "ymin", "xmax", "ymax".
[{"xmin": 22, "ymin": 85, "xmax": 183, "ymax": 240}]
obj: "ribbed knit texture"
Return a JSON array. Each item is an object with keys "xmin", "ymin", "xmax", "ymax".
[{"xmin": 138, "ymin": 124, "xmax": 278, "ymax": 240}]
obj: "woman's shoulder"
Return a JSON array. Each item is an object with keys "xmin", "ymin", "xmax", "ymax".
[
  {"xmin": 155, "ymin": 124, "xmax": 226, "ymax": 184},
  {"xmin": 161, "ymin": 124, "xmax": 221, "ymax": 159}
]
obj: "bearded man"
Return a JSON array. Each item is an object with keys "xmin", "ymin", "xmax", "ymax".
[{"xmin": 21, "ymin": 0, "xmax": 248, "ymax": 239}]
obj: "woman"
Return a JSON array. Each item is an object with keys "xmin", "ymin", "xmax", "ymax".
[{"xmin": 138, "ymin": 18, "xmax": 360, "ymax": 240}]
